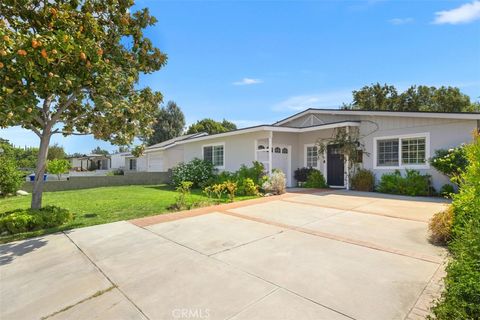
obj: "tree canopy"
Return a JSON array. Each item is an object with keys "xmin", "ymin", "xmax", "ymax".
[
  {"xmin": 187, "ymin": 118, "xmax": 237, "ymax": 135},
  {"xmin": 47, "ymin": 143, "xmax": 66, "ymax": 160},
  {"xmin": 0, "ymin": 0, "xmax": 167, "ymax": 208},
  {"xmin": 91, "ymin": 146, "xmax": 109, "ymax": 155},
  {"xmin": 343, "ymin": 83, "xmax": 479, "ymax": 112},
  {"xmin": 145, "ymin": 100, "xmax": 185, "ymax": 145}
]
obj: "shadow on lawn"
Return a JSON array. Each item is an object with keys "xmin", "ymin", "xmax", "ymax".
[
  {"xmin": 0, "ymin": 237, "xmax": 47, "ymax": 266},
  {"xmin": 143, "ymin": 185, "xmax": 175, "ymax": 192}
]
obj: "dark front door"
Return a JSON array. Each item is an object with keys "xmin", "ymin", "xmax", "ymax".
[{"xmin": 327, "ymin": 145, "xmax": 344, "ymax": 186}]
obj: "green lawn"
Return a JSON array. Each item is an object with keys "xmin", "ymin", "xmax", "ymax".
[{"xmin": 0, "ymin": 184, "xmax": 256, "ymax": 243}]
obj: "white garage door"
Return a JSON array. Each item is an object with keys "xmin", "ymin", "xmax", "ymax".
[{"xmin": 148, "ymin": 152, "xmax": 164, "ymax": 172}]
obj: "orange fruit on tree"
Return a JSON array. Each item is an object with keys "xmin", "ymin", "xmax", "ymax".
[
  {"xmin": 17, "ymin": 49, "xmax": 27, "ymax": 56},
  {"xmin": 31, "ymin": 39, "xmax": 40, "ymax": 48},
  {"xmin": 41, "ymin": 48, "xmax": 48, "ymax": 58},
  {"xmin": 97, "ymin": 48, "xmax": 103, "ymax": 56},
  {"xmin": 51, "ymin": 49, "xmax": 58, "ymax": 54},
  {"xmin": 0, "ymin": 62, "xmax": 3, "ymax": 68}
]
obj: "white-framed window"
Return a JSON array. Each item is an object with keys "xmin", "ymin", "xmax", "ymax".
[
  {"xmin": 203, "ymin": 143, "xmax": 225, "ymax": 168},
  {"xmin": 304, "ymin": 144, "xmax": 318, "ymax": 168},
  {"xmin": 374, "ymin": 133, "xmax": 430, "ymax": 169}
]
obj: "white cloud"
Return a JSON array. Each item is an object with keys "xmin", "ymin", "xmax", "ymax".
[
  {"xmin": 272, "ymin": 90, "xmax": 352, "ymax": 112},
  {"xmin": 388, "ymin": 17, "xmax": 414, "ymax": 25},
  {"xmin": 433, "ymin": 0, "xmax": 480, "ymax": 25},
  {"xmin": 233, "ymin": 78, "xmax": 263, "ymax": 86}
]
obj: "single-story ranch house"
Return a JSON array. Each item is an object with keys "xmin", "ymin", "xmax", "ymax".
[{"xmin": 128, "ymin": 109, "xmax": 480, "ymax": 190}]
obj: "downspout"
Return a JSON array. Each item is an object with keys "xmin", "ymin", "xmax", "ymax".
[
  {"xmin": 268, "ymin": 131, "xmax": 273, "ymax": 175},
  {"xmin": 345, "ymin": 126, "xmax": 350, "ymax": 190}
]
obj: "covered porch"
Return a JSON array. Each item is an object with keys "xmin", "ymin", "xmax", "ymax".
[{"xmin": 254, "ymin": 121, "xmax": 361, "ymax": 188}]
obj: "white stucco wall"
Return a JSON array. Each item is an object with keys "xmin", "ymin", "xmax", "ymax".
[
  {"xmin": 359, "ymin": 117, "xmax": 477, "ymax": 191},
  {"xmin": 110, "ymin": 153, "xmax": 128, "ymax": 169},
  {"xmin": 182, "ymin": 131, "xmax": 270, "ymax": 172}
]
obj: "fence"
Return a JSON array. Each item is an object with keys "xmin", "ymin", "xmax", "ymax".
[{"xmin": 22, "ymin": 171, "xmax": 171, "ymax": 192}]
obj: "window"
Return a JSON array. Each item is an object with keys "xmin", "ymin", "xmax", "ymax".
[
  {"xmin": 377, "ymin": 139, "xmax": 399, "ymax": 167},
  {"xmin": 282, "ymin": 148, "xmax": 288, "ymax": 154},
  {"xmin": 274, "ymin": 147, "xmax": 281, "ymax": 153},
  {"xmin": 306, "ymin": 146, "xmax": 318, "ymax": 168},
  {"xmin": 258, "ymin": 145, "xmax": 265, "ymax": 150},
  {"xmin": 203, "ymin": 144, "xmax": 224, "ymax": 167},
  {"xmin": 375, "ymin": 134, "xmax": 429, "ymax": 169},
  {"xmin": 129, "ymin": 159, "xmax": 137, "ymax": 171},
  {"xmin": 402, "ymin": 138, "xmax": 426, "ymax": 165}
]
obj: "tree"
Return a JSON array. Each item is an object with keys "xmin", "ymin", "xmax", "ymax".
[
  {"xmin": 46, "ymin": 159, "xmax": 71, "ymax": 180},
  {"xmin": 0, "ymin": 156, "xmax": 23, "ymax": 196},
  {"xmin": 343, "ymin": 83, "xmax": 477, "ymax": 112},
  {"xmin": 91, "ymin": 146, "xmax": 109, "ymax": 156},
  {"xmin": 0, "ymin": 0, "xmax": 166, "ymax": 208},
  {"xmin": 146, "ymin": 100, "xmax": 185, "ymax": 145},
  {"xmin": 187, "ymin": 118, "xmax": 237, "ymax": 135},
  {"xmin": 47, "ymin": 143, "xmax": 66, "ymax": 160}
]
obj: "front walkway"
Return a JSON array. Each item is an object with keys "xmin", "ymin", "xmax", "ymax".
[{"xmin": 0, "ymin": 190, "xmax": 449, "ymax": 320}]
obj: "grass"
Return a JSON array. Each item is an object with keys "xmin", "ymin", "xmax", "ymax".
[{"xmin": 0, "ymin": 184, "xmax": 256, "ymax": 243}]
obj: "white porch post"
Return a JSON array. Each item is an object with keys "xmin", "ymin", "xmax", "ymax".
[
  {"xmin": 268, "ymin": 131, "xmax": 273, "ymax": 175},
  {"xmin": 345, "ymin": 126, "xmax": 350, "ymax": 190}
]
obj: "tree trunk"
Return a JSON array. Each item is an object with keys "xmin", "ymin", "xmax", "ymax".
[{"xmin": 31, "ymin": 127, "xmax": 52, "ymax": 209}]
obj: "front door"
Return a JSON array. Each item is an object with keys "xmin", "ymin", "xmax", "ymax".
[{"xmin": 327, "ymin": 145, "xmax": 344, "ymax": 186}]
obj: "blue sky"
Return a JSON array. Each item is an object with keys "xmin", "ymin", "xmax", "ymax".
[{"xmin": 2, "ymin": 0, "xmax": 480, "ymax": 154}]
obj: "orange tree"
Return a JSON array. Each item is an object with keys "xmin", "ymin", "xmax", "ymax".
[{"xmin": 0, "ymin": 0, "xmax": 166, "ymax": 208}]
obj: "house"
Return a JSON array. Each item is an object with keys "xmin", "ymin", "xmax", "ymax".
[
  {"xmin": 129, "ymin": 109, "xmax": 480, "ymax": 190},
  {"xmin": 125, "ymin": 133, "xmax": 207, "ymax": 172},
  {"xmin": 70, "ymin": 154, "xmax": 111, "ymax": 171},
  {"xmin": 110, "ymin": 152, "xmax": 130, "ymax": 170}
]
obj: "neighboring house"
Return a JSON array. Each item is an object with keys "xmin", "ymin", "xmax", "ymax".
[
  {"xmin": 129, "ymin": 109, "xmax": 479, "ymax": 190},
  {"xmin": 70, "ymin": 154, "xmax": 111, "ymax": 171}
]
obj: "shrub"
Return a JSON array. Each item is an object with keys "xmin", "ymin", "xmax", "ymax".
[
  {"xmin": 238, "ymin": 178, "xmax": 259, "ymax": 196},
  {"xmin": 294, "ymin": 167, "xmax": 315, "ymax": 183},
  {"xmin": 235, "ymin": 161, "xmax": 265, "ymax": 185},
  {"xmin": 377, "ymin": 169, "xmax": 433, "ymax": 196},
  {"xmin": 439, "ymin": 184, "xmax": 455, "ymax": 198},
  {"xmin": 0, "ymin": 156, "xmax": 24, "ymax": 196},
  {"xmin": 0, "ymin": 206, "xmax": 72, "ymax": 235},
  {"xmin": 304, "ymin": 169, "xmax": 327, "ymax": 188},
  {"xmin": 430, "ymin": 146, "xmax": 468, "ymax": 184},
  {"xmin": 351, "ymin": 169, "xmax": 375, "ymax": 191},
  {"xmin": 262, "ymin": 170, "xmax": 286, "ymax": 195},
  {"xmin": 171, "ymin": 158, "xmax": 215, "ymax": 188},
  {"xmin": 223, "ymin": 181, "xmax": 237, "ymax": 202},
  {"xmin": 171, "ymin": 181, "xmax": 193, "ymax": 210},
  {"xmin": 431, "ymin": 133, "xmax": 480, "ymax": 319},
  {"xmin": 212, "ymin": 183, "xmax": 226, "ymax": 200},
  {"xmin": 428, "ymin": 206, "xmax": 454, "ymax": 245},
  {"xmin": 47, "ymin": 159, "xmax": 71, "ymax": 180}
]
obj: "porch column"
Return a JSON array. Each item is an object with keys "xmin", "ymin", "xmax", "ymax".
[
  {"xmin": 268, "ymin": 131, "xmax": 273, "ymax": 175},
  {"xmin": 345, "ymin": 126, "xmax": 350, "ymax": 190}
]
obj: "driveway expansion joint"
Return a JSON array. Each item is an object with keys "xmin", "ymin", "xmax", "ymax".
[
  {"xmin": 220, "ymin": 210, "xmax": 443, "ymax": 264},
  {"xmin": 63, "ymin": 231, "xmax": 151, "ymax": 320}
]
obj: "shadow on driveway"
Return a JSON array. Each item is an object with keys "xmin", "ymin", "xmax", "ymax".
[{"xmin": 0, "ymin": 237, "xmax": 47, "ymax": 266}]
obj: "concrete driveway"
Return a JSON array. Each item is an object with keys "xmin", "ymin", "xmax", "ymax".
[{"xmin": 0, "ymin": 190, "xmax": 449, "ymax": 320}]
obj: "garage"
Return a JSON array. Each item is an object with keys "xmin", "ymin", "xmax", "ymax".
[{"xmin": 147, "ymin": 151, "xmax": 165, "ymax": 172}]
